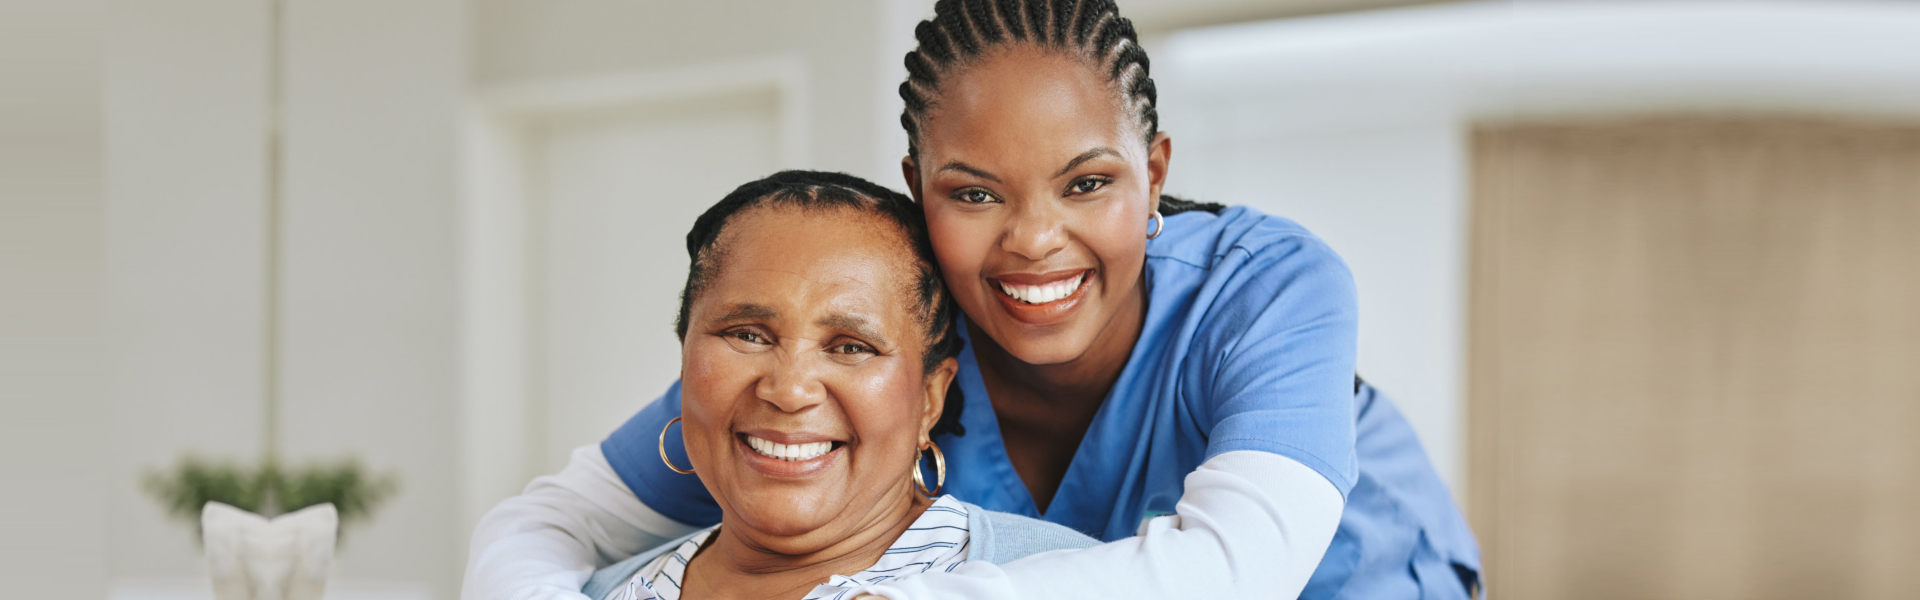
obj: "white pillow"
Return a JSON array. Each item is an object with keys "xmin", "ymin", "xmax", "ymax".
[{"xmin": 201, "ymin": 501, "xmax": 337, "ymax": 600}]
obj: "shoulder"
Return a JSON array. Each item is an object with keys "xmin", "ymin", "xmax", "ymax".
[
  {"xmin": 1150, "ymin": 205, "xmax": 1356, "ymax": 332},
  {"xmin": 1144, "ymin": 205, "xmax": 1359, "ymax": 301},
  {"xmin": 1149, "ymin": 205, "xmax": 1348, "ymax": 277},
  {"xmin": 962, "ymin": 500, "xmax": 1100, "ymax": 564},
  {"xmin": 581, "ymin": 528, "xmax": 709, "ymax": 600}
]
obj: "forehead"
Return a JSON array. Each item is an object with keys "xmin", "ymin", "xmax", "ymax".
[
  {"xmin": 920, "ymin": 46, "xmax": 1138, "ymax": 161},
  {"xmin": 699, "ymin": 205, "xmax": 920, "ymax": 323}
]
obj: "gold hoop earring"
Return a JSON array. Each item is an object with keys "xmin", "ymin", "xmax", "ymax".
[
  {"xmin": 910, "ymin": 442, "xmax": 946, "ymax": 497},
  {"xmin": 659, "ymin": 417, "xmax": 695, "ymax": 475},
  {"xmin": 1147, "ymin": 210, "xmax": 1165, "ymax": 239}
]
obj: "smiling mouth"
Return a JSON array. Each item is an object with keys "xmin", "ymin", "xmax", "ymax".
[
  {"xmin": 995, "ymin": 271, "xmax": 1088, "ymax": 305},
  {"xmin": 742, "ymin": 434, "xmax": 843, "ymax": 462}
]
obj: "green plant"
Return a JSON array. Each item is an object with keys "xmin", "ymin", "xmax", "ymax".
[{"xmin": 144, "ymin": 455, "xmax": 398, "ymax": 543}]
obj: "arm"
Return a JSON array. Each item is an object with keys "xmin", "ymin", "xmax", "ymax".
[
  {"xmin": 855, "ymin": 451, "xmax": 1343, "ymax": 599},
  {"xmin": 461, "ymin": 444, "xmax": 700, "ymax": 600},
  {"xmin": 861, "ymin": 217, "xmax": 1359, "ymax": 599}
]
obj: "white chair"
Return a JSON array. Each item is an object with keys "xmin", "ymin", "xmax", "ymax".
[{"xmin": 201, "ymin": 502, "xmax": 337, "ymax": 600}]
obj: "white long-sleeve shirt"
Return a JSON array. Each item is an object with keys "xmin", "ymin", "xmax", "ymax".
[{"xmin": 462, "ymin": 445, "xmax": 1342, "ymax": 600}]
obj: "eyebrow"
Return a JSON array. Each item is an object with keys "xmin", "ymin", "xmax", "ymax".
[
  {"xmin": 1054, "ymin": 147, "xmax": 1122, "ymax": 178},
  {"xmin": 818, "ymin": 312, "xmax": 891, "ymax": 349},
  {"xmin": 709, "ymin": 303, "xmax": 777, "ymax": 325},
  {"xmin": 936, "ymin": 148, "xmax": 1123, "ymax": 184},
  {"xmin": 936, "ymin": 160, "xmax": 1001, "ymax": 183}
]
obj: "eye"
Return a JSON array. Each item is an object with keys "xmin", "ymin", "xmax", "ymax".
[
  {"xmin": 722, "ymin": 328, "xmax": 770, "ymax": 345},
  {"xmin": 1068, "ymin": 177, "xmax": 1110, "ymax": 195},
  {"xmin": 829, "ymin": 342, "xmax": 876, "ymax": 355},
  {"xmin": 825, "ymin": 339, "xmax": 880, "ymax": 365},
  {"xmin": 953, "ymin": 188, "xmax": 997, "ymax": 204}
]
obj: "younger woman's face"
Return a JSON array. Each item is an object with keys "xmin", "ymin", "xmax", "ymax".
[
  {"xmin": 678, "ymin": 205, "xmax": 956, "ymax": 554},
  {"xmin": 905, "ymin": 45, "xmax": 1171, "ymax": 366}
]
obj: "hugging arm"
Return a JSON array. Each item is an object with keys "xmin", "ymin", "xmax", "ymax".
[
  {"xmin": 858, "ymin": 232, "xmax": 1361, "ymax": 600},
  {"xmin": 462, "ymin": 445, "xmax": 699, "ymax": 600},
  {"xmin": 853, "ymin": 451, "xmax": 1344, "ymax": 599}
]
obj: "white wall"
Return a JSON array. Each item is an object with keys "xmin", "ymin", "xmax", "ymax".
[
  {"xmin": 277, "ymin": 0, "xmax": 466, "ymax": 594},
  {"xmin": 475, "ymin": 0, "xmax": 906, "ymax": 186},
  {"xmin": 0, "ymin": 0, "xmax": 109, "ymax": 596},
  {"xmin": 104, "ymin": 0, "xmax": 270, "ymax": 585},
  {"xmin": 100, "ymin": 0, "xmax": 467, "ymax": 596}
]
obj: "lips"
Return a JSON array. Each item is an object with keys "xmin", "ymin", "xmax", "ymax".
[
  {"xmin": 988, "ymin": 269, "xmax": 1092, "ymax": 326},
  {"xmin": 744, "ymin": 434, "xmax": 835, "ymax": 461},
  {"xmin": 735, "ymin": 430, "xmax": 844, "ymax": 477},
  {"xmin": 996, "ymin": 272, "xmax": 1086, "ymax": 305}
]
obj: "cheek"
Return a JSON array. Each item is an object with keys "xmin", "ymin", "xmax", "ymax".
[
  {"xmin": 1082, "ymin": 196, "xmax": 1151, "ymax": 273},
  {"xmin": 926, "ymin": 207, "xmax": 991, "ymax": 282},
  {"xmin": 679, "ymin": 342, "xmax": 753, "ymax": 457},
  {"xmin": 681, "ymin": 343, "xmax": 734, "ymax": 408},
  {"xmin": 840, "ymin": 366, "xmax": 929, "ymax": 450}
]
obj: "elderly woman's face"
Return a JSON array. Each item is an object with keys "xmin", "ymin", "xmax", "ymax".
[{"xmin": 679, "ymin": 205, "xmax": 954, "ymax": 552}]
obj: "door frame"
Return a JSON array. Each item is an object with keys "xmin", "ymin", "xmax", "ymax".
[{"xmin": 454, "ymin": 55, "xmax": 809, "ymax": 534}]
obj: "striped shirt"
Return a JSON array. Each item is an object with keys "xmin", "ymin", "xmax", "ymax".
[{"xmin": 611, "ymin": 496, "xmax": 972, "ymax": 600}]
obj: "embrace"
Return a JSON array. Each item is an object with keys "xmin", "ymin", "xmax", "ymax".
[{"xmin": 466, "ymin": 1, "xmax": 1478, "ymax": 599}]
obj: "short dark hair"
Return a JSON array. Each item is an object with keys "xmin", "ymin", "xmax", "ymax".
[{"xmin": 674, "ymin": 170, "xmax": 967, "ymax": 436}]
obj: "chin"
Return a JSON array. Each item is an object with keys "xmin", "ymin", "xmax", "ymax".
[
  {"xmin": 993, "ymin": 327, "xmax": 1098, "ymax": 366},
  {"xmin": 731, "ymin": 492, "xmax": 837, "ymax": 538}
]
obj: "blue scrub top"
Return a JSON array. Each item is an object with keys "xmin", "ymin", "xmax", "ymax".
[{"xmin": 602, "ymin": 206, "xmax": 1480, "ymax": 598}]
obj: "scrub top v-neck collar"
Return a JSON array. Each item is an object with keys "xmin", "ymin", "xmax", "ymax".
[{"xmin": 946, "ymin": 266, "xmax": 1174, "ymax": 525}]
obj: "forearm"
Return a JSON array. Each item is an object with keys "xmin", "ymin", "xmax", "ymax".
[
  {"xmin": 854, "ymin": 451, "xmax": 1343, "ymax": 600},
  {"xmin": 462, "ymin": 445, "xmax": 700, "ymax": 600}
]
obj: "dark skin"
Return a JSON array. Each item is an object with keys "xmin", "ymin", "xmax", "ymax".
[
  {"xmin": 676, "ymin": 206, "xmax": 957, "ymax": 599},
  {"xmin": 965, "ymin": 305, "xmax": 1140, "ymax": 512},
  {"xmin": 902, "ymin": 46, "xmax": 1171, "ymax": 512}
]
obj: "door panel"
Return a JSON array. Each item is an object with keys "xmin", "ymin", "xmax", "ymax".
[{"xmin": 1470, "ymin": 118, "xmax": 1920, "ymax": 599}]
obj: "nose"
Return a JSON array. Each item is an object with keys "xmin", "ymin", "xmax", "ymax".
[
  {"xmin": 755, "ymin": 346, "xmax": 828, "ymax": 413},
  {"xmin": 1001, "ymin": 197, "xmax": 1068, "ymax": 262}
]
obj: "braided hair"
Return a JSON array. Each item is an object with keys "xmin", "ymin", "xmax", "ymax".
[
  {"xmin": 899, "ymin": 0, "xmax": 1222, "ymax": 216},
  {"xmin": 674, "ymin": 170, "xmax": 968, "ymax": 436}
]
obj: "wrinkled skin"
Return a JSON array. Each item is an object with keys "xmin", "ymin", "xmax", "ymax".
[{"xmin": 677, "ymin": 205, "xmax": 958, "ymax": 600}]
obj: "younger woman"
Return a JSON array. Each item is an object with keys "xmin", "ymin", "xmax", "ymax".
[{"xmin": 465, "ymin": 1, "xmax": 1478, "ymax": 598}]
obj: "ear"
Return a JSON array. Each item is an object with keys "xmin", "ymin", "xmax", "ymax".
[
  {"xmin": 1146, "ymin": 131, "xmax": 1172, "ymax": 215},
  {"xmin": 917, "ymin": 356, "xmax": 959, "ymax": 443},
  {"xmin": 901, "ymin": 155, "xmax": 924, "ymax": 203}
]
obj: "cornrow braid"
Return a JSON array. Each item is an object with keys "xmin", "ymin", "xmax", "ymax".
[
  {"xmin": 900, "ymin": 0, "xmax": 1158, "ymax": 156},
  {"xmin": 901, "ymin": 0, "xmax": 1220, "ymax": 216}
]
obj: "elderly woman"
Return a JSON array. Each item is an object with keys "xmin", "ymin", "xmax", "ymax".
[{"xmin": 580, "ymin": 171, "xmax": 1097, "ymax": 600}]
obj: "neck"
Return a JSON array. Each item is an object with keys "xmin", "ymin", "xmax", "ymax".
[
  {"xmin": 685, "ymin": 492, "xmax": 932, "ymax": 600},
  {"xmin": 973, "ymin": 278, "xmax": 1147, "ymax": 402}
]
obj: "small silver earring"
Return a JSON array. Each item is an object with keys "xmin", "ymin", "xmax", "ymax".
[{"xmin": 1147, "ymin": 210, "xmax": 1165, "ymax": 239}]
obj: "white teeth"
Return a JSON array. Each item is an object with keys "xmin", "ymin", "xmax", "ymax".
[
  {"xmin": 997, "ymin": 273, "xmax": 1085, "ymax": 305},
  {"xmin": 746, "ymin": 435, "xmax": 833, "ymax": 461}
]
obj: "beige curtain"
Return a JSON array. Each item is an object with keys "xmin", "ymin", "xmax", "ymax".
[{"xmin": 1469, "ymin": 118, "xmax": 1920, "ymax": 599}]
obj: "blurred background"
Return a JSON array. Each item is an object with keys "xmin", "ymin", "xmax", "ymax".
[{"xmin": 4, "ymin": 0, "xmax": 1917, "ymax": 598}]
